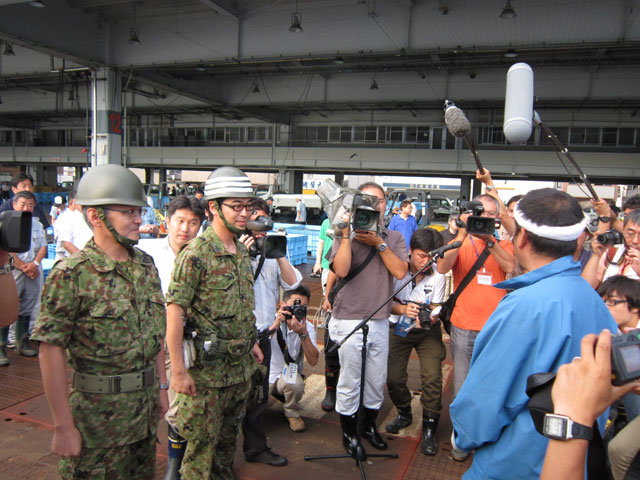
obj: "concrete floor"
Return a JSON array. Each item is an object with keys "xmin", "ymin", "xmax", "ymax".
[{"xmin": 0, "ymin": 261, "xmax": 471, "ymax": 480}]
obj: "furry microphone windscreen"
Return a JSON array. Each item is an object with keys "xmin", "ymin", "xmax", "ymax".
[{"xmin": 444, "ymin": 106, "xmax": 471, "ymax": 137}]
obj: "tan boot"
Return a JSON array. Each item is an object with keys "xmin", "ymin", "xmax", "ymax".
[{"xmin": 288, "ymin": 416, "xmax": 305, "ymax": 432}]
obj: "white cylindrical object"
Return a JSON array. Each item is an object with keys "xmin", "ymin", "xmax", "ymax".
[{"xmin": 503, "ymin": 62, "xmax": 534, "ymax": 144}]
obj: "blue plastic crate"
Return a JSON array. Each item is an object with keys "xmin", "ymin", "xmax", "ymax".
[{"xmin": 47, "ymin": 244, "xmax": 56, "ymax": 259}]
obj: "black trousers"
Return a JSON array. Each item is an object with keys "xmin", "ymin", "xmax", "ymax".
[{"xmin": 242, "ymin": 334, "xmax": 272, "ymax": 457}]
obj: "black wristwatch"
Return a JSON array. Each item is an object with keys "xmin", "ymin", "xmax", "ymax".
[
  {"xmin": 598, "ymin": 216, "xmax": 611, "ymax": 223},
  {"xmin": 543, "ymin": 413, "xmax": 593, "ymax": 441}
]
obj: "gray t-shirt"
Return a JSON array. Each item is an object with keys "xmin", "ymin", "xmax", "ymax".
[{"xmin": 329, "ymin": 228, "xmax": 409, "ymax": 320}]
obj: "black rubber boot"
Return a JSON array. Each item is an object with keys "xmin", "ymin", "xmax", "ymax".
[
  {"xmin": 421, "ymin": 412, "xmax": 440, "ymax": 456},
  {"xmin": 0, "ymin": 327, "xmax": 10, "ymax": 366},
  {"xmin": 15, "ymin": 316, "xmax": 37, "ymax": 357},
  {"xmin": 362, "ymin": 408, "xmax": 388, "ymax": 450},
  {"xmin": 164, "ymin": 424, "xmax": 187, "ymax": 480},
  {"xmin": 385, "ymin": 406, "xmax": 413, "ymax": 434},
  {"xmin": 339, "ymin": 413, "xmax": 366, "ymax": 460},
  {"xmin": 321, "ymin": 368, "xmax": 339, "ymax": 412}
]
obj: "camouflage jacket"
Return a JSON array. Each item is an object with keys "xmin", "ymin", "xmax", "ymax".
[
  {"xmin": 166, "ymin": 226, "xmax": 258, "ymax": 388},
  {"xmin": 32, "ymin": 238, "xmax": 165, "ymax": 448}
]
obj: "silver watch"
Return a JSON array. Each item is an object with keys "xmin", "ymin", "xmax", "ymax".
[
  {"xmin": 0, "ymin": 256, "xmax": 14, "ymax": 275},
  {"xmin": 377, "ymin": 242, "xmax": 388, "ymax": 252}
]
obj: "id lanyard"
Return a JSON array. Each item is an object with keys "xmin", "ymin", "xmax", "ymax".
[{"xmin": 469, "ymin": 236, "xmax": 493, "ymax": 286}]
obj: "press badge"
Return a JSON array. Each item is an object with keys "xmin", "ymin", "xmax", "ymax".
[
  {"xmin": 283, "ymin": 363, "xmax": 298, "ymax": 384},
  {"xmin": 477, "ymin": 269, "xmax": 492, "ymax": 286}
]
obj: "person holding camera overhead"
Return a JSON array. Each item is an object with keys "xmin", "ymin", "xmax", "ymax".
[
  {"xmin": 436, "ymin": 169, "xmax": 515, "ymax": 403},
  {"xmin": 385, "ymin": 228, "xmax": 447, "ymax": 457},
  {"xmin": 582, "ymin": 209, "xmax": 640, "ymax": 288},
  {"xmin": 449, "ymin": 188, "xmax": 617, "ymax": 478},
  {"xmin": 268, "ymin": 285, "xmax": 319, "ymax": 431},
  {"xmin": 329, "ymin": 182, "xmax": 408, "ymax": 458},
  {"xmin": 239, "ymin": 197, "xmax": 302, "ymax": 466}
]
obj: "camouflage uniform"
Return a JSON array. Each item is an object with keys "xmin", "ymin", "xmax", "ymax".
[
  {"xmin": 165, "ymin": 226, "xmax": 257, "ymax": 480},
  {"xmin": 31, "ymin": 238, "xmax": 165, "ymax": 480}
]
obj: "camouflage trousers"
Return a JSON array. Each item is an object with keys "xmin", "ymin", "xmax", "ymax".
[
  {"xmin": 174, "ymin": 379, "xmax": 252, "ymax": 480},
  {"xmin": 58, "ymin": 434, "xmax": 156, "ymax": 479}
]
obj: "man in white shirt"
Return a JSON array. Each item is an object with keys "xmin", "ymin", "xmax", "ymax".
[
  {"xmin": 55, "ymin": 191, "xmax": 93, "ymax": 261},
  {"xmin": 137, "ymin": 195, "xmax": 204, "ymax": 480},
  {"xmin": 269, "ymin": 284, "xmax": 319, "ymax": 432},
  {"xmin": 240, "ymin": 197, "xmax": 302, "ymax": 467},
  {"xmin": 1, "ymin": 192, "xmax": 46, "ymax": 365}
]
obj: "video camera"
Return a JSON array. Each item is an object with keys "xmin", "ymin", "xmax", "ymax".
[
  {"xmin": 0, "ymin": 211, "xmax": 32, "ymax": 253},
  {"xmin": 456, "ymin": 200, "xmax": 500, "ymax": 236},
  {"xmin": 245, "ymin": 215, "xmax": 287, "ymax": 259},
  {"xmin": 316, "ymin": 179, "xmax": 380, "ymax": 239},
  {"xmin": 283, "ymin": 298, "xmax": 307, "ymax": 321},
  {"xmin": 596, "ymin": 229, "xmax": 624, "ymax": 246},
  {"xmin": 611, "ymin": 328, "xmax": 640, "ymax": 386}
]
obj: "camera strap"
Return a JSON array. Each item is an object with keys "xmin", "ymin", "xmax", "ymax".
[
  {"xmin": 253, "ymin": 254, "xmax": 267, "ymax": 280},
  {"xmin": 276, "ymin": 325, "xmax": 303, "ymax": 364},
  {"xmin": 328, "ymin": 246, "xmax": 378, "ymax": 304},
  {"xmin": 448, "ymin": 246, "xmax": 491, "ymax": 305}
]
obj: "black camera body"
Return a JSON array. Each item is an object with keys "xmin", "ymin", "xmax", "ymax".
[
  {"xmin": 417, "ymin": 302, "xmax": 434, "ymax": 330},
  {"xmin": 596, "ymin": 229, "xmax": 624, "ymax": 246},
  {"xmin": 283, "ymin": 298, "xmax": 307, "ymax": 321},
  {"xmin": 245, "ymin": 215, "xmax": 287, "ymax": 259},
  {"xmin": 0, "ymin": 211, "xmax": 32, "ymax": 253},
  {"xmin": 464, "ymin": 201, "xmax": 499, "ymax": 236},
  {"xmin": 611, "ymin": 329, "xmax": 640, "ymax": 386}
]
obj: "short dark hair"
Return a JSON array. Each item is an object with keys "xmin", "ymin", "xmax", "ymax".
[
  {"xmin": 68, "ymin": 190, "xmax": 78, "ymax": 201},
  {"xmin": 448, "ymin": 213, "xmax": 459, "ymax": 222},
  {"xmin": 622, "ymin": 194, "xmax": 640, "ymax": 212},
  {"xmin": 400, "ymin": 200, "xmax": 412, "ymax": 210},
  {"xmin": 251, "ymin": 197, "xmax": 271, "ymax": 215},
  {"xmin": 357, "ymin": 182, "xmax": 385, "ymax": 198},
  {"xmin": 514, "ymin": 188, "xmax": 583, "ymax": 259},
  {"xmin": 597, "ymin": 275, "xmax": 640, "ymax": 312},
  {"xmin": 624, "ymin": 209, "xmax": 640, "ymax": 228},
  {"xmin": 12, "ymin": 191, "xmax": 36, "ymax": 203},
  {"xmin": 507, "ymin": 194, "xmax": 524, "ymax": 208},
  {"xmin": 283, "ymin": 284, "xmax": 311, "ymax": 302},
  {"xmin": 167, "ymin": 195, "xmax": 205, "ymax": 223},
  {"xmin": 11, "ymin": 172, "xmax": 34, "ymax": 188},
  {"xmin": 410, "ymin": 228, "xmax": 443, "ymax": 253}
]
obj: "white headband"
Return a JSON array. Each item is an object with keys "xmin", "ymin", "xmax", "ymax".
[{"xmin": 513, "ymin": 202, "xmax": 587, "ymax": 241}]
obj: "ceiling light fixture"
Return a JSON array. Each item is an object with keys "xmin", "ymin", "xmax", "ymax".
[
  {"xmin": 370, "ymin": 74, "xmax": 379, "ymax": 90},
  {"xmin": 68, "ymin": 89, "xmax": 76, "ymax": 102},
  {"xmin": 29, "ymin": 0, "xmax": 45, "ymax": 7},
  {"xmin": 3, "ymin": 43, "xmax": 15, "ymax": 56},
  {"xmin": 129, "ymin": 5, "xmax": 141, "ymax": 45},
  {"xmin": 333, "ymin": 56, "xmax": 345, "ymax": 64},
  {"xmin": 499, "ymin": 0, "xmax": 516, "ymax": 19},
  {"xmin": 504, "ymin": 49, "xmax": 519, "ymax": 58},
  {"xmin": 289, "ymin": 0, "xmax": 303, "ymax": 32},
  {"xmin": 251, "ymin": 80, "xmax": 260, "ymax": 94},
  {"xmin": 438, "ymin": 0, "xmax": 449, "ymax": 14}
]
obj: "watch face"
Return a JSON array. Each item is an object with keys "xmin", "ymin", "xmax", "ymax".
[{"xmin": 544, "ymin": 415, "xmax": 567, "ymax": 439}]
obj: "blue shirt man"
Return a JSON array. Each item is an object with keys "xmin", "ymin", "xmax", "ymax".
[
  {"xmin": 388, "ymin": 200, "xmax": 418, "ymax": 250},
  {"xmin": 295, "ymin": 197, "xmax": 307, "ymax": 224},
  {"xmin": 450, "ymin": 188, "xmax": 617, "ymax": 480}
]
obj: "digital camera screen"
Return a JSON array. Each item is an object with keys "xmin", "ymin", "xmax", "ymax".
[{"xmin": 620, "ymin": 344, "xmax": 640, "ymax": 373}]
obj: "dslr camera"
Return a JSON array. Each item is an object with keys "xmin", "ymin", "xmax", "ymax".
[
  {"xmin": 596, "ymin": 229, "xmax": 624, "ymax": 246},
  {"xmin": 283, "ymin": 298, "xmax": 307, "ymax": 321},
  {"xmin": 0, "ymin": 211, "xmax": 32, "ymax": 253},
  {"xmin": 460, "ymin": 200, "xmax": 500, "ymax": 236},
  {"xmin": 611, "ymin": 328, "xmax": 640, "ymax": 386},
  {"xmin": 245, "ymin": 215, "xmax": 287, "ymax": 259},
  {"xmin": 417, "ymin": 302, "xmax": 435, "ymax": 330}
]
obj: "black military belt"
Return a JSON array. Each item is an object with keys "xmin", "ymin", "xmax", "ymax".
[{"xmin": 73, "ymin": 365, "xmax": 156, "ymax": 394}]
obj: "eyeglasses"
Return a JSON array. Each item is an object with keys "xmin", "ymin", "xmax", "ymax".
[
  {"xmin": 220, "ymin": 202, "xmax": 255, "ymax": 213},
  {"xmin": 623, "ymin": 230, "xmax": 640, "ymax": 240},
  {"xmin": 604, "ymin": 298, "xmax": 628, "ymax": 307},
  {"xmin": 103, "ymin": 207, "xmax": 143, "ymax": 218}
]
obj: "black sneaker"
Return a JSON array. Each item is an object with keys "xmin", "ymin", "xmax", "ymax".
[{"xmin": 245, "ymin": 449, "xmax": 288, "ymax": 467}]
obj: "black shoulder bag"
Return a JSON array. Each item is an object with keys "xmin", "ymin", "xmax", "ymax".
[{"xmin": 438, "ymin": 247, "xmax": 490, "ymax": 334}]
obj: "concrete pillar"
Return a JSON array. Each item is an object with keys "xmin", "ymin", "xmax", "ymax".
[
  {"xmin": 334, "ymin": 172, "xmax": 344, "ymax": 187},
  {"xmin": 292, "ymin": 170, "xmax": 303, "ymax": 194},
  {"xmin": 75, "ymin": 166, "xmax": 84, "ymax": 180},
  {"xmin": 459, "ymin": 175, "xmax": 472, "ymax": 209},
  {"xmin": 91, "ymin": 67, "xmax": 123, "ymax": 166},
  {"xmin": 471, "ymin": 176, "xmax": 482, "ymax": 199},
  {"xmin": 33, "ymin": 165, "xmax": 58, "ymax": 187},
  {"xmin": 144, "ymin": 168, "xmax": 152, "ymax": 184}
]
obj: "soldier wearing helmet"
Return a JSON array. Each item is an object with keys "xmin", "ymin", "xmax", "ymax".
[
  {"xmin": 32, "ymin": 164, "xmax": 168, "ymax": 479},
  {"xmin": 165, "ymin": 166, "xmax": 264, "ymax": 479}
]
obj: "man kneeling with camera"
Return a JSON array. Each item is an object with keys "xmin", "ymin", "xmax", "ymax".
[{"xmin": 269, "ymin": 284, "xmax": 319, "ymax": 432}]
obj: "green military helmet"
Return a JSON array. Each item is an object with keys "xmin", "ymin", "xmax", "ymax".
[
  {"xmin": 76, "ymin": 164, "xmax": 147, "ymax": 207},
  {"xmin": 203, "ymin": 166, "xmax": 253, "ymax": 202}
]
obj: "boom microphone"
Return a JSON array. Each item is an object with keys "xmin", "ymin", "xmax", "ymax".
[
  {"xmin": 429, "ymin": 241, "xmax": 462, "ymax": 258},
  {"xmin": 444, "ymin": 101, "xmax": 471, "ymax": 137},
  {"xmin": 503, "ymin": 62, "xmax": 534, "ymax": 144}
]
